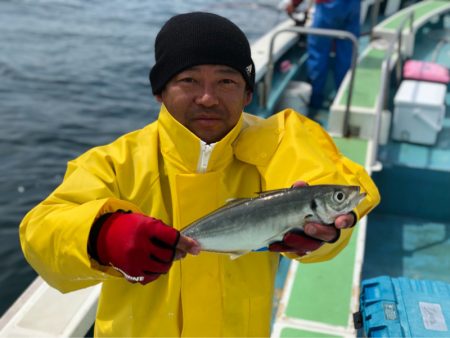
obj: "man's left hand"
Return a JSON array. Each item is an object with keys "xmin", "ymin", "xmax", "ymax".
[{"xmin": 268, "ymin": 181, "xmax": 356, "ymax": 256}]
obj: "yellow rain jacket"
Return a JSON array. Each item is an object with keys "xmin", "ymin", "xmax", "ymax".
[{"xmin": 20, "ymin": 106, "xmax": 379, "ymax": 337}]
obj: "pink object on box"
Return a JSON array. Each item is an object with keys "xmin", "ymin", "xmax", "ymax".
[{"xmin": 403, "ymin": 60, "xmax": 450, "ymax": 84}]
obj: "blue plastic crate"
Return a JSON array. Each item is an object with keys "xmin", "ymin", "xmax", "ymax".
[{"xmin": 358, "ymin": 276, "xmax": 450, "ymax": 337}]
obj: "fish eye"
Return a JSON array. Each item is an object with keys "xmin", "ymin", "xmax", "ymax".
[{"xmin": 334, "ymin": 191, "xmax": 345, "ymax": 202}]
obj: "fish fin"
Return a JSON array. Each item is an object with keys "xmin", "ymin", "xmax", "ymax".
[
  {"xmin": 200, "ymin": 249, "xmax": 250, "ymax": 259},
  {"xmin": 226, "ymin": 187, "xmax": 298, "ymax": 202},
  {"xmin": 228, "ymin": 251, "xmax": 250, "ymax": 260},
  {"xmin": 224, "ymin": 198, "xmax": 251, "ymax": 206},
  {"xmin": 265, "ymin": 226, "xmax": 304, "ymax": 245},
  {"xmin": 256, "ymin": 187, "xmax": 296, "ymax": 198},
  {"xmin": 264, "ymin": 231, "xmax": 289, "ymax": 246}
]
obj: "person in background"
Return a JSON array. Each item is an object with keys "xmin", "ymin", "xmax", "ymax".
[
  {"xmin": 19, "ymin": 12, "xmax": 379, "ymax": 337},
  {"xmin": 283, "ymin": 0, "xmax": 361, "ymax": 112}
]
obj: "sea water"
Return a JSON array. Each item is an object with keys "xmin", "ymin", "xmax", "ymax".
[{"xmin": 0, "ymin": 0, "xmax": 284, "ymax": 315}]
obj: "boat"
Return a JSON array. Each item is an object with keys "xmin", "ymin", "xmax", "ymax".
[
  {"xmin": 258, "ymin": 1, "xmax": 450, "ymax": 337},
  {"xmin": 1, "ymin": 0, "xmax": 449, "ymax": 337}
]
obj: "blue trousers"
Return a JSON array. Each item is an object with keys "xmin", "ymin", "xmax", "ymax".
[{"xmin": 307, "ymin": 0, "xmax": 360, "ymax": 109}]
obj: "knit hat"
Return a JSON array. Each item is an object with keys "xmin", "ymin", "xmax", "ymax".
[{"xmin": 149, "ymin": 12, "xmax": 255, "ymax": 94}]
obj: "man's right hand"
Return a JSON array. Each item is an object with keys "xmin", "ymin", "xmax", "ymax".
[
  {"xmin": 279, "ymin": 0, "xmax": 303, "ymax": 14},
  {"xmin": 94, "ymin": 212, "xmax": 199, "ymax": 285}
]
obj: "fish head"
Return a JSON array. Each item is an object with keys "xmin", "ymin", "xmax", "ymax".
[{"xmin": 313, "ymin": 185, "xmax": 366, "ymax": 224}]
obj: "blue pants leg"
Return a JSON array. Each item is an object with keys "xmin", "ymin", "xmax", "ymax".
[
  {"xmin": 307, "ymin": 5, "xmax": 332, "ymax": 109},
  {"xmin": 307, "ymin": 0, "xmax": 360, "ymax": 109},
  {"xmin": 334, "ymin": 3, "xmax": 360, "ymax": 86}
]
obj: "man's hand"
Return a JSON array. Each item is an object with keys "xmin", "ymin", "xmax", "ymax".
[
  {"xmin": 93, "ymin": 212, "xmax": 200, "ymax": 285},
  {"xmin": 278, "ymin": 0, "xmax": 303, "ymax": 14},
  {"xmin": 268, "ymin": 181, "xmax": 356, "ymax": 256},
  {"xmin": 303, "ymin": 212, "xmax": 356, "ymax": 241}
]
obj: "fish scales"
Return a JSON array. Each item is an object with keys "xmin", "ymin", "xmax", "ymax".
[{"xmin": 181, "ymin": 185, "xmax": 365, "ymax": 257}]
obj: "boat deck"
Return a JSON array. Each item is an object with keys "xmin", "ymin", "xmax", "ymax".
[
  {"xmin": 363, "ymin": 213, "xmax": 450, "ymax": 283},
  {"xmin": 272, "ymin": 4, "xmax": 450, "ymax": 337},
  {"xmin": 373, "ymin": 0, "xmax": 450, "ymax": 40},
  {"xmin": 378, "ymin": 14, "xmax": 450, "ymax": 173},
  {"xmin": 363, "ymin": 73, "xmax": 450, "ymax": 285},
  {"xmin": 360, "ymin": 10, "xmax": 450, "ymax": 331}
]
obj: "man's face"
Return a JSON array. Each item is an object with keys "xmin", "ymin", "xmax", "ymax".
[{"xmin": 156, "ymin": 65, "xmax": 253, "ymax": 144}]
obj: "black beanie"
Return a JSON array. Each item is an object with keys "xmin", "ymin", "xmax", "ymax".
[{"xmin": 149, "ymin": 12, "xmax": 255, "ymax": 95}]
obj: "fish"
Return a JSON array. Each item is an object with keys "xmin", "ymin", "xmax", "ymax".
[{"xmin": 181, "ymin": 184, "xmax": 366, "ymax": 258}]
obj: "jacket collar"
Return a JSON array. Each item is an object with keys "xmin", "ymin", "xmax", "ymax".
[{"xmin": 157, "ymin": 104, "xmax": 243, "ymax": 173}]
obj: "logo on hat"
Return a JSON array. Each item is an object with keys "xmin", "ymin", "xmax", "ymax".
[{"xmin": 245, "ymin": 64, "xmax": 253, "ymax": 77}]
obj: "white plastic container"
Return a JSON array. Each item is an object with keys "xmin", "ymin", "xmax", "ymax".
[
  {"xmin": 275, "ymin": 81, "xmax": 312, "ymax": 115},
  {"xmin": 392, "ymin": 80, "xmax": 446, "ymax": 145}
]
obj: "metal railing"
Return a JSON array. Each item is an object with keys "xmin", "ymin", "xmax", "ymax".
[
  {"xmin": 370, "ymin": 10, "xmax": 415, "ymax": 171},
  {"xmin": 262, "ymin": 26, "xmax": 358, "ymax": 137}
]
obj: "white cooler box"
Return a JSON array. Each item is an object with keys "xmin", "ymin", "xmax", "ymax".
[{"xmin": 392, "ymin": 80, "xmax": 446, "ymax": 145}]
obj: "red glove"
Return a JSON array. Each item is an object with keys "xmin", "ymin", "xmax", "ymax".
[
  {"xmin": 92, "ymin": 212, "xmax": 179, "ymax": 285},
  {"xmin": 268, "ymin": 229, "xmax": 325, "ymax": 256}
]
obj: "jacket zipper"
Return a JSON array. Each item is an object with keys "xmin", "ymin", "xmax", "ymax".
[{"xmin": 197, "ymin": 141, "xmax": 216, "ymax": 173}]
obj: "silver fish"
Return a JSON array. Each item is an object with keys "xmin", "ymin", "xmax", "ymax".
[{"xmin": 181, "ymin": 185, "xmax": 366, "ymax": 258}]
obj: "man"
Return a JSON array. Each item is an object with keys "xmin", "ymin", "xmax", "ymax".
[
  {"xmin": 283, "ymin": 0, "xmax": 361, "ymax": 111},
  {"xmin": 19, "ymin": 12, "xmax": 379, "ymax": 337}
]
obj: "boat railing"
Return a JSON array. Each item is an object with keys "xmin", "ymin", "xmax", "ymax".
[
  {"xmin": 370, "ymin": 10, "xmax": 414, "ymax": 171},
  {"xmin": 368, "ymin": 0, "xmax": 382, "ymax": 39},
  {"xmin": 262, "ymin": 26, "xmax": 358, "ymax": 137}
]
